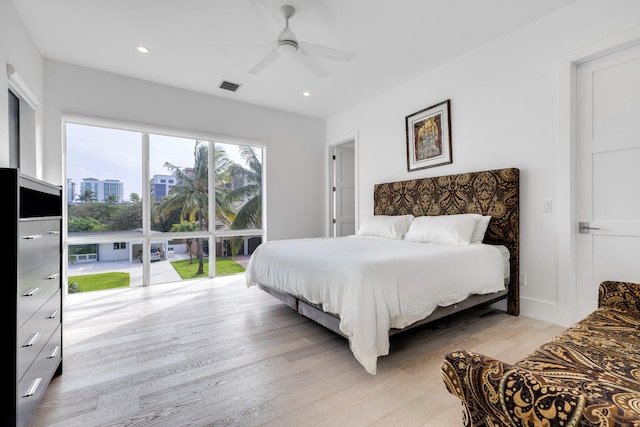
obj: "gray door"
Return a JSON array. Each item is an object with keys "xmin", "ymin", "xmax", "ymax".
[{"xmin": 332, "ymin": 143, "xmax": 355, "ymax": 237}]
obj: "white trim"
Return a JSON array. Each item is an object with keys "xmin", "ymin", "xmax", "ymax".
[
  {"xmin": 62, "ymin": 113, "xmax": 268, "ymax": 148},
  {"xmin": 557, "ymin": 27, "xmax": 640, "ymax": 327},
  {"xmin": 6, "ymin": 64, "xmax": 40, "ymax": 109},
  {"xmin": 519, "ymin": 297, "xmax": 560, "ymax": 324},
  {"xmin": 261, "ymin": 147, "xmax": 268, "ymax": 243},
  {"xmin": 142, "ymin": 133, "xmax": 151, "ymax": 286},
  {"xmin": 208, "ymin": 139, "xmax": 216, "ymax": 278},
  {"xmin": 61, "ymin": 120, "xmax": 69, "ymax": 298},
  {"xmin": 215, "ymin": 229, "xmax": 263, "ymax": 238}
]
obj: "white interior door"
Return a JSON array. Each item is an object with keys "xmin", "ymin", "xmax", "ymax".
[
  {"xmin": 332, "ymin": 143, "xmax": 355, "ymax": 237},
  {"xmin": 575, "ymin": 43, "xmax": 640, "ymax": 319}
]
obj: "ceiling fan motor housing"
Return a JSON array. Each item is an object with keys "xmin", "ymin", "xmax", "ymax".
[{"xmin": 280, "ymin": 5, "xmax": 295, "ymax": 19}]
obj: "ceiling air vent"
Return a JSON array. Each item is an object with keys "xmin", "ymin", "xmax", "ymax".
[{"xmin": 219, "ymin": 80, "xmax": 241, "ymax": 92}]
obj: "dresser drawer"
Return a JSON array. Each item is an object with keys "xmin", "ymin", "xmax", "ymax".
[
  {"xmin": 18, "ymin": 219, "xmax": 60, "ymax": 276},
  {"xmin": 18, "ymin": 325, "xmax": 61, "ymax": 427},
  {"xmin": 18, "ymin": 291, "xmax": 61, "ymax": 380},
  {"xmin": 18, "ymin": 264, "xmax": 60, "ymax": 328}
]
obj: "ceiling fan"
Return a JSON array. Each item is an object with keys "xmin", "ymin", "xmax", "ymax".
[{"xmin": 249, "ymin": 4, "xmax": 354, "ymax": 77}]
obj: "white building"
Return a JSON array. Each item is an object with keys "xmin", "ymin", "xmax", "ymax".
[
  {"xmin": 79, "ymin": 178, "xmax": 124, "ymax": 203},
  {"xmin": 150, "ymin": 174, "xmax": 176, "ymax": 201},
  {"xmin": 66, "ymin": 178, "xmax": 76, "ymax": 204}
]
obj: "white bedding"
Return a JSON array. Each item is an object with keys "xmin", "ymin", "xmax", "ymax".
[{"xmin": 245, "ymin": 236, "xmax": 507, "ymax": 374}]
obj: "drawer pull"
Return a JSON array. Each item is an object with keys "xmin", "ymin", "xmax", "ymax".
[
  {"xmin": 23, "ymin": 377, "xmax": 42, "ymax": 397},
  {"xmin": 46, "ymin": 273, "xmax": 60, "ymax": 280},
  {"xmin": 46, "ymin": 230, "xmax": 60, "ymax": 235},
  {"xmin": 23, "ymin": 332, "xmax": 41, "ymax": 347},
  {"xmin": 23, "ymin": 287, "xmax": 40, "ymax": 297},
  {"xmin": 48, "ymin": 346, "xmax": 60, "ymax": 359},
  {"xmin": 48, "ymin": 310, "xmax": 59, "ymax": 319},
  {"xmin": 22, "ymin": 234, "xmax": 42, "ymax": 240}
]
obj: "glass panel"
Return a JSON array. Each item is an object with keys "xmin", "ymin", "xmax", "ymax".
[
  {"xmin": 216, "ymin": 143, "xmax": 263, "ymax": 232},
  {"xmin": 150, "ymin": 135, "xmax": 210, "ymax": 233},
  {"xmin": 150, "ymin": 237, "xmax": 211, "ymax": 285},
  {"xmin": 66, "ymin": 123, "xmax": 143, "ymax": 233},
  {"xmin": 215, "ymin": 234, "xmax": 261, "ymax": 276},
  {"xmin": 67, "ymin": 241, "xmax": 142, "ymax": 292}
]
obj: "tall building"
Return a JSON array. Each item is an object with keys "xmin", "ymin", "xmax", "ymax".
[
  {"xmin": 66, "ymin": 178, "xmax": 76, "ymax": 204},
  {"xmin": 150, "ymin": 174, "xmax": 176, "ymax": 201}
]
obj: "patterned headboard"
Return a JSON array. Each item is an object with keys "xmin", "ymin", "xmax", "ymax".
[{"xmin": 373, "ymin": 167, "xmax": 520, "ymax": 315}]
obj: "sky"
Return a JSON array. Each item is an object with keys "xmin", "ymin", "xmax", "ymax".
[{"xmin": 66, "ymin": 123, "xmax": 258, "ymax": 200}]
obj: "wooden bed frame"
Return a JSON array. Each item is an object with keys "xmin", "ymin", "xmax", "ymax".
[{"xmin": 257, "ymin": 167, "xmax": 520, "ymax": 338}]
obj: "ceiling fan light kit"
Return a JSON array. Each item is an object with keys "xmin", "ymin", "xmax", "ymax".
[
  {"xmin": 249, "ymin": 4, "xmax": 354, "ymax": 76},
  {"xmin": 276, "ymin": 40, "xmax": 298, "ymax": 55}
]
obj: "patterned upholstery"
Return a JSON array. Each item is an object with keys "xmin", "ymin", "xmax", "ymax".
[
  {"xmin": 441, "ymin": 281, "xmax": 640, "ymax": 427},
  {"xmin": 373, "ymin": 167, "xmax": 520, "ymax": 315}
]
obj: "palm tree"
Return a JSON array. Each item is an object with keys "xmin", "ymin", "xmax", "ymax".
[
  {"xmin": 104, "ymin": 194, "xmax": 119, "ymax": 204},
  {"xmin": 225, "ymin": 146, "xmax": 262, "ymax": 255},
  {"xmin": 158, "ymin": 142, "xmax": 209, "ymax": 275},
  {"xmin": 76, "ymin": 188, "xmax": 97, "ymax": 202},
  {"xmin": 156, "ymin": 141, "xmax": 234, "ymax": 275},
  {"xmin": 213, "ymin": 149, "xmax": 234, "ymax": 228},
  {"xmin": 170, "ymin": 221, "xmax": 198, "ymax": 264}
]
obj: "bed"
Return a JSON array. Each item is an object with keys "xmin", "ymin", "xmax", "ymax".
[{"xmin": 246, "ymin": 167, "xmax": 519, "ymax": 374}]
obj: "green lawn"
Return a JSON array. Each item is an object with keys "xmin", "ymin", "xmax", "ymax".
[
  {"xmin": 67, "ymin": 259, "xmax": 245, "ymax": 293},
  {"xmin": 68, "ymin": 272, "xmax": 130, "ymax": 292},
  {"xmin": 171, "ymin": 257, "xmax": 245, "ymax": 279}
]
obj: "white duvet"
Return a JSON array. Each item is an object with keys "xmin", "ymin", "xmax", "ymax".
[{"xmin": 245, "ymin": 236, "xmax": 506, "ymax": 374}]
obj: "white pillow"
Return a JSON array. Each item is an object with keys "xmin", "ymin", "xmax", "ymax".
[
  {"xmin": 405, "ymin": 214, "xmax": 477, "ymax": 245},
  {"xmin": 356, "ymin": 215, "xmax": 414, "ymax": 240},
  {"xmin": 461, "ymin": 213, "xmax": 492, "ymax": 243},
  {"xmin": 471, "ymin": 215, "xmax": 491, "ymax": 243}
]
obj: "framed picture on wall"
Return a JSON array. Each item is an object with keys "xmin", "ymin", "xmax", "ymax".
[{"xmin": 405, "ymin": 99, "xmax": 452, "ymax": 171}]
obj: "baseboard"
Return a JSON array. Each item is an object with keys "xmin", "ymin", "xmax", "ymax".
[
  {"xmin": 518, "ymin": 297, "xmax": 569, "ymax": 327},
  {"xmin": 490, "ymin": 296, "xmax": 567, "ymax": 326}
]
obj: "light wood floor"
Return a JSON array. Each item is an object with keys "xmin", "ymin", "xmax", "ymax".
[{"xmin": 28, "ymin": 275, "xmax": 566, "ymax": 427}]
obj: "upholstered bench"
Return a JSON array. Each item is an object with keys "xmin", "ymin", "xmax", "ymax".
[{"xmin": 441, "ymin": 281, "xmax": 640, "ymax": 427}]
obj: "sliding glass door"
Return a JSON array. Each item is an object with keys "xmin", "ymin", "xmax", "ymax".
[{"xmin": 65, "ymin": 120, "xmax": 264, "ymax": 292}]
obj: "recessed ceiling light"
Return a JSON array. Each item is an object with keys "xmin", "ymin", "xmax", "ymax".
[
  {"xmin": 303, "ymin": 91, "xmax": 311, "ymax": 97},
  {"xmin": 137, "ymin": 46, "xmax": 150, "ymax": 54}
]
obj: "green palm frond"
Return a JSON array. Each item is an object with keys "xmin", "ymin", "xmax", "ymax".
[
  {"xmin": 231, "ymin": 195, "xmax": 262, "ymax": 230},
  {"xmin": 225, "ymin": 145, "xmax": 262, "ymax": 233}
]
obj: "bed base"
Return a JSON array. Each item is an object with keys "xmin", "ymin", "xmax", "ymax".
[{"xmin": 258, "ymin": 284, "xmax": 508, "ymax": 338}]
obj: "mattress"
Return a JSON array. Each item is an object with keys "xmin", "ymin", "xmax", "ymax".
[{"xmin": 246, "ymin": 236, "xmax": 508, "ymax": 374}]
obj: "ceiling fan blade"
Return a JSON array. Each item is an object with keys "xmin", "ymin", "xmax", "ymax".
[
  {"xmin": 294, "ymin": 52, "xmax": 327, "ymax": 78},
  {"xmin": 249, "ymin": 49, "xmax": 281, "ymax": 75},
  {"xmin": 299, "ymin": 42, "xmax": 354, "ymax": 62}
]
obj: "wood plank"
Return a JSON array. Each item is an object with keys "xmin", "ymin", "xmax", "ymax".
[{"xmin": 28, "ymin": 276, "xmax": 565, "ymax": 427}]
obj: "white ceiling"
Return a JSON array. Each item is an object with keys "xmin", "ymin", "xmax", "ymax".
[{"xmin": 12, "ymin": 0, "xmax": 574, "ymax": 119}]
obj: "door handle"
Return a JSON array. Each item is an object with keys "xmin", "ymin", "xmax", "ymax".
[{"xmin": 578, "ymin": 221, "xmax": 600, "ymax": 234}]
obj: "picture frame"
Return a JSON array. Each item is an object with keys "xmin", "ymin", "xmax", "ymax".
[{"xmin": 405, "ymin": 99, "xmax": 452, "ymax": 171}]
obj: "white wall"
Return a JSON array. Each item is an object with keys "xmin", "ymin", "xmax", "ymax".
[
  {"xmin": 0, "ymin": 0, "xmax": 44, "ymax": 177},
  {"xmin": 43, "ymin": 60, "xmax": 326, "ymax": 241},
  {"xmin": 326, "ymin": 0, "xmax": 640, "ymax": 325}
]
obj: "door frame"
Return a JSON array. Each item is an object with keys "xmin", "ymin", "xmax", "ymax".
[
  {"xmin": 557, "ymin": 28, "xmax": 640, "ymax": 326},
  {"xmin": 327, "ymin": 131, "xmax": 359, "ymax": 237}
]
